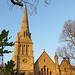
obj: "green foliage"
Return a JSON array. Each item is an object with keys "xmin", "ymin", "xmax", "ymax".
[
  {"xmin": 0, "ymin": 60, "xmax": 17, "ymax": 75},
  {"xmin": 0, "ymin": 29, "xmax": 14, "ymax": 66},
  {"xmin": 5, "ymin": 60, "xmax": 15, "ymax": 72},
  {"xmin": 0, "ymin": 66, "xmax": 7, "ymax": 75},
  {"xmin": 0, "ymin": 29, "xmax": 14, "ymax": 54}
]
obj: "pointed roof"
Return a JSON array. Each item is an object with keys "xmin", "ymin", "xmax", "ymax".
[
  {"xmin": 35, "ymin": 51, "xmax": 55, "ymax": 64},
  {"xmin": 60, "ymin": 58, "xmax": 70, "ymax": 67},
  {"xmin": 20, "ymin": 5, "xmax": 29, "ymax": 33}
]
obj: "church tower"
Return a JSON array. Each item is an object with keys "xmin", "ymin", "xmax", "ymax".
[{"xmin": 12, "ymin": 5, "xmax": 34, "ymax": 75}]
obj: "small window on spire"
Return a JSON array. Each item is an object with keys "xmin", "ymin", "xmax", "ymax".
[
  {"xmin": 50, "ymin": 71, "xmax": 51, "ymax": 75},
  {"xmin": 24, "ymin": 32, "xmax": 25, "ymax": 37}
]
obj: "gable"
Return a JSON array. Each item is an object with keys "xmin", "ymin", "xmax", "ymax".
[
  {"xmin": 34, "ymin": 51, "xmax": 56, "ymax": 71},
  {"xmin": 35, "ymin": 51, "xmax": 55, "ymax": 64},
  {"xmin": 60, "ymin": 59, "xmax": 71, "ymax": 71}
]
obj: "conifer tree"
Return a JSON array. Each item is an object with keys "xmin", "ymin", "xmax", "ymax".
[
  {"xmin": 0, "ymin": 29, "xmax": 14, "ymax": 67},
  {"xmin": 0, "ymin": 60, "xmax": 16, "ymax": 75}
]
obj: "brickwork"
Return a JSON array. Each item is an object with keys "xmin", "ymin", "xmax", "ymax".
[
  {"xmin": 12, "ymin": 5, "xmax": 34, "ymax": 75},
  {"xmin": 12, "ymin": 5, "xmax": 75, "ymax": 75},
  {"xmin": 34, "ymin": 51, "xmax": 56, "ymax": 75}
]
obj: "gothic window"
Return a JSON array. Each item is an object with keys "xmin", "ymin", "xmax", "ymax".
[
  {"xmin": 50, "ymin": 71, "xmax": 51, "ymax": 75},
  {"xmin": 28, "ymin": 45, "xmax": 29, "ymax": 47},
  {"xmin": 22, "ymin": 45, "xmax": 24, "ymax": 55},
  {"xmin": 26, "ymin": 45, "xmax": 29, "ymax": 55},
  {"xmin": 41, "ymin": 68, "xmax": 43, "ymax": 75},
  {"xmin": 24, "ymin": 45, "xmax": 25, "ymax": 47},
  {"xmin": 47, "ymin": 68, "xmax": 48, "ymax": 75},
  {"xmin": 19, "ymin": 45, "xmax": 21, "ymax": 55},
  {"xmin": 21, "ymin": 45, "xmax": 25, "ymax": 55},
  {"xmin": 24, "ymin": 32, "xmax": 25, "ymax": 37},
  {"xmin": 44, "ymin": 66, "xmax": 46, "ymax": 75},
  {"xmin": 26, "ymin": 45, "xmax": 27, "ymax": 55},
  {"xmin": 26, "ymin": 45, "xmax": 28, "ymax": 55}
]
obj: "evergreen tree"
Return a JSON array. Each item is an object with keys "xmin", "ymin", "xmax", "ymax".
[
  {"xmin": 0, "ymin": 29, "xmax": 14, "ymax": 67},
  {"xmin": 0, "ymin": 60, "xmax": 17, "ymax": 75}
]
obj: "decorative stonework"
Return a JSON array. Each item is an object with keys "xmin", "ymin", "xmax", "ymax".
[
  {"xmin": 12, "ymin": 5, "xmax": 75, "ymax": 75},
  {"xmin": 12, "ymin": 5, "xmax": 34, "ymax": 75}
]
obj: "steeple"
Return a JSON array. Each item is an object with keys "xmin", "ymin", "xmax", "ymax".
[
  {"xmin": 20, "ymin": 5, "xmax": 29, "ymax": 34},
  {"xmin": 12, "ymin": 5, "xmax": 34, "ymax": 74}
]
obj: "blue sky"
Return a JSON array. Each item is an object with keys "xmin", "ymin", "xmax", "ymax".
[{"xmin": 0, "ymin": 0, "xmax": 75, "ymax": 64}]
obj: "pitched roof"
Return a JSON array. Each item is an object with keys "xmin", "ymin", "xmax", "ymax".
[
  {"xmin": 35, "ymin": 51, "xmax": 55, "ymax": 64},
  {"xmin": 60, "ymin": 58, "xmax": 70, "ymax": 67},
  {"xmin": 20, "ymin": 5, "xmax": 29, "ymax": 34}
]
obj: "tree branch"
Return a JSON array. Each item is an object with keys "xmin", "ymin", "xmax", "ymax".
[{"xmin": 10, "ymin": 0, "xmax": 23, "ymax": 7}]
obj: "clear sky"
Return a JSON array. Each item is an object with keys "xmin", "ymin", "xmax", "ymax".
[{"xmin": 0, "ymin": 0, "xmax": 75, "ymax": 64}]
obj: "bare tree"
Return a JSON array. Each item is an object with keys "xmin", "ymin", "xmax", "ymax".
[
  {"xmin": 60, "ymin": 19, "xmax": 75, "ymax": 46},
  {"xmin": 9, "ymin": 0, "xmax": 51, "ymax": 14},
  {"xmin": 10, "ymin": 0, "xmax": 23, "ymax": 7},
  {"xmin": 57, "ymin": 19, "xmax": 75, "ymax": 65},
  {"xmin": 10, "ymin": 0, "xmax": 50, "ymax": 7}
]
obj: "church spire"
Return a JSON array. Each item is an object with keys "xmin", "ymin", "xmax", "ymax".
[{"xmin": 20, "ymin": 5, "xmax": 29, "ymax": 34}]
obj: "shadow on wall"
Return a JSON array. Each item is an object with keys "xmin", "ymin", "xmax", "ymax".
[
  {"xmin": 34, "ymin": 60, "xmax": 52, "ymax": 75},
  {"xmin": 34, "ymin": 60, "xmax": 40, "ymax": 75},
  {"xmin": 12, "ymin": 72, "xmax": 25, "ymax": 75},
  {"xmin": 29, "ymin": 72, "xmax": 34, "ymax": 75}
]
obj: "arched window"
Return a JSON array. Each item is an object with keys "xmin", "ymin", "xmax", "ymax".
[
  {"xmin": 50, "ymin": 71, "xmax": 51, "ymax": 75},
  {"xmin": 47, "ymin": 68, "xmax": 48, "ymax": 75},
  {"xmin": 24, "ymin": 32, "xmax": 25, "ymax": 37},
  {"xmin": 24, "ymin": 45, "xmax": 25, "ymax": 47},
  {"xmin": 19, "ymin": 45, "xmax": 21, "ymax": 55},
  {"xmin": 26, "ymin": 45, "xmax": 27, "ymax": 55},
  {"xmin": 26, "ymin": 45, "xmax": 28, "ymax": 55},
  {"xmin": 44, "ymin": 66, "xmax": 46, "ymax": 75},
  {"xmin": 22, "ymin": 49, "xmax": 23, "ymax": 55},
  {"xmin": 22, "ymin": 45, "xmax": 24, "ymax": 55},
  {"xmin": 26, "ymin": 45, "xmax": 29, "ymax": 55}
]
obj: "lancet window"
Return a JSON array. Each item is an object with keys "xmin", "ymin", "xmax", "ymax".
[
  {"xmin": 44, "ymin": 65, "xmax": 46, "ymax": 75},
  {"xmin": 40, "ymin": 66, "xmax": 51, "ymax": 75},
  {"xmin": 24, "ymin": 32, "xmax": 25, "ymax": 37},
  {"xmin": 22, "ymin": 49, "xmax": 23, "ymax": 55},
  {"xmin": 47, "ymin": 68, "xmax": 48, "ymax": 75},
  {"xmin": 22, "ymin": 45, "xmax": 25, "ymax": 55},
  {"xmin": 19, "ymin": 45, "xmax": 21, "ymax": 55},
  {"xmin": 50, "ymin": 71, "xmax": 51, "ymax": 75},
  {"xmin": 26, "ymin": 45, "xmax": 29, "ymax": 55},
  {"xmin": 41, "ymin": 68, "xmax": 43, "ymax": 75}
]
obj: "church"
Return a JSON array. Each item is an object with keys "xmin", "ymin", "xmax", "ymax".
[{"xmin": 12, "ymin": 5, "xmax": 75, "ymax": 75}]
